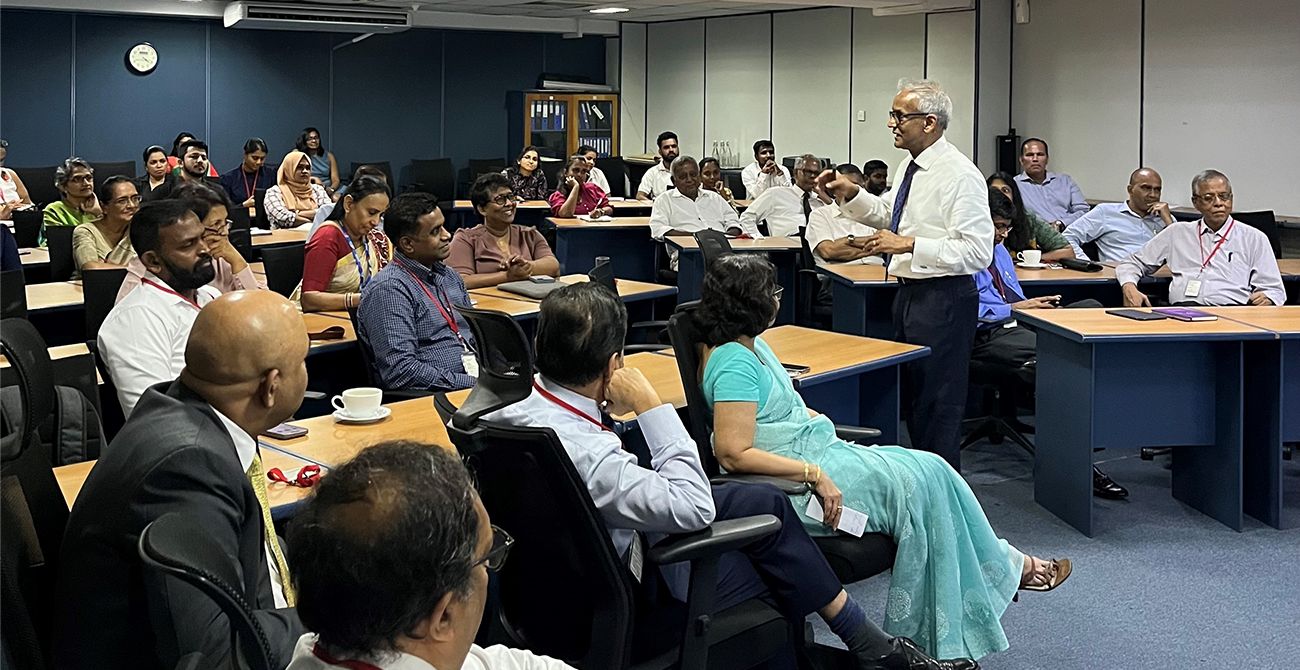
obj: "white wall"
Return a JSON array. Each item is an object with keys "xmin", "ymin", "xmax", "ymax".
[
  {"xmin": 645, "ymin": 20, "xmax": 705, "ymax": 156},
  {"xmin": 925, "ymin": 11, "xmax": 977, "ymax": 157},
  {"xmin": 975, "ymin": 0, "xmax": 1012, "ymax": 174},
  {"xmin": 618, "ymin": 23, "xmax": 647, "ymax": 156},
  {"xmin": 703, "ymin": 13, "xmax": 771, "ymax": 163},
  {"xmin": 849, "ymin": 10, "xmax": 925, "ymax": 174},
  {"xmin": 771, "ymin": 8, "xmax": 853, "ymax": 162}
]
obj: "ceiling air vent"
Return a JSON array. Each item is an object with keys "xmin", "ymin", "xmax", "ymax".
[{"xmin": 224, "ymin": 2, "xmax": 413, "ymax": 33}]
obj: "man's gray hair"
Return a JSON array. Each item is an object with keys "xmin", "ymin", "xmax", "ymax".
[
  {"xmin": 54, "ymin": 156, "xmax": 93, "ymax": 188},
  {"xmin": 897, "ymin": 78, "xmax": 952, "ymax": 130},
  {"xmin": 1191, "ymin": 169, "xmax": 1231, "ymax": 195},
  {"xmin": 670, "ymin": 155, "xmax": 698, "ymax": 172}
]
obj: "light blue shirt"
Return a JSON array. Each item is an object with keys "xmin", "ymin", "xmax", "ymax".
[
  {"xmin": 973, "ymin": 244, "xmax": 1026, "ymax": 325},
  {"xmin": 1063, "ymin": 201, "xmax": 1167, "ymax": 262},
  {"xmin": 1015, "ymin": 171, "xmax": 1089, "ymax": 226}
]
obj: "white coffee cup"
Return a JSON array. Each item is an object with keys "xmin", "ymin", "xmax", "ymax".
[
  {"xmin": 331, "ymin": 387, "xmax": 382, "ymax": 418},
  {"xmin": 1017, "ymin": 249, "xmax": 1043, "ymax": 265}
]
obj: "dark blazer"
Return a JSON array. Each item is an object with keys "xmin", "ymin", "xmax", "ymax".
[
  {"xmin": 137, "ymin": 172, "xmax": 179, "ymax": 201},
  {"xmin": 54, "ymin": 380, "xmax": 302, "ymax": 669}
]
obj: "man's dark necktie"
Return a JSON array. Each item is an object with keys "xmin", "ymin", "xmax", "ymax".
[{"xmin": 883, "ymin": 161, "xmax": 921, "ymax": 269}]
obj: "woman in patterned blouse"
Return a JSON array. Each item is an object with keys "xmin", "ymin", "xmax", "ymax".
[{"xmin": 502, "ymin": 145, "xmax": 548, "ymax": 201}]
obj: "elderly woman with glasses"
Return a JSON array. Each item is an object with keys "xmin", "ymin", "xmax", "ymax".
[
  {"xmin": 72, "ymin": 175, "xmax": 139, "ymax": 276},
  {"xmin": 42, "ymin": 157, "xmax": 103, "ymax": 245},
  {"xmin": 448, "ymin": 172, "xmax": 558, "ymax": 288}
]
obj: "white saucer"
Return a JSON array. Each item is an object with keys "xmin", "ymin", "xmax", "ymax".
[
  {"xmin": 333, "ymin": 406, "xmax": 391, "ymax": 424},
  {"xmin": 1016, "ymin": 262, "xmax": 1049, "ymax": 269}
]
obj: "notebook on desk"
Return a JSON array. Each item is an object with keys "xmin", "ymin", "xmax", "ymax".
[{"xmin": 1152, "ymin": 307, "xmax": 1218, "ymax": 322}]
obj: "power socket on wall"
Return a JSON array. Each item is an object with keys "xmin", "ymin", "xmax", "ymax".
[{"xmin": 856, "ymin": 110, "xmax": 866, "ymax": 122}]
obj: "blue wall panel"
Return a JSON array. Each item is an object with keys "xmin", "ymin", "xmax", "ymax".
[
  {"xmin": 0, "ymin": 10, "xmax": 74, "ymax": 166},
  {"xmin": 442, "ymin": 30, "xmax": 543, "ymax": 167}
]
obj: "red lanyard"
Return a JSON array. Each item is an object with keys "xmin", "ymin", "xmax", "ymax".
[
  {"xmin": 242, "ymin": 169, "xmax": 259, "ymax": 201},
  {"xmin": 533, "ymin": 380, "xmax": 611, "ymax": 432},
  {"xmin": 311, "ymin": 643, "xmax": 383, "ymax": 670},
  {"xmin": 141, "ymin": 277, "xmax": 201, "ymax": 311},
  {"xmin": 400, "ymin": 266, "xmax": 464, "ymax": 340},
  {"xmin": 1199, "ymin": 218, "xmax": 1235, "ymax": 272}
]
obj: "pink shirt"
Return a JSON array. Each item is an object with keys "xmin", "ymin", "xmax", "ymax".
[
  {"xmin": 448, "ymin": 224, "xmax": 554, "ymax": 276},
  {"xmin": 548, "ymin": 182, "xmax": 610, "ymax": 216}
]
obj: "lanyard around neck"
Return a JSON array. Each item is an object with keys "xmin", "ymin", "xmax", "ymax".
[
  {"xmin": 399, "ymin": 265, "xmax": 469, "ymax": 347},
  {"xmin": 338, "ymin": 225, "xmax": 373, "ymax": 288},
  {"xmin": 141, "ymin": 277, "xmax": 201, "ymax": 311},
  {"xmin": 1198, "ymin": 218, "xmax": 1236, "ymax": 272},
  {"xmin": 311, "ymin": 643, "xmax": 383, "ymax": 670},
  {"xmin": 533, "ymin": 380, "xmax": 611, "ymax": 432}
]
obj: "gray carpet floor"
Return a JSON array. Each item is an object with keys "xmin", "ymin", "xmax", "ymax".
[{"xmin": 811, "ymin": 442, "xmax": 1300, "ymax": 669}]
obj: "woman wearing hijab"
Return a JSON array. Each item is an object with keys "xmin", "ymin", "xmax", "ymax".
[{"xmin": 265, "ymin": 151, "xmax": 331, "ymax": 228}]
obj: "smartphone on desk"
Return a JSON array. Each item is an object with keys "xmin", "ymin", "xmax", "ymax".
[
  {"xmin": 528, "ymin": 276, "xmax": 557, "ymax": 284},
  {"xmin": 263, "ymin": 423, "xmax": 308, "ymax": 440},
  {"xmin": 781, "ymin": 363, "xmax": 811, "ymax": 377}
]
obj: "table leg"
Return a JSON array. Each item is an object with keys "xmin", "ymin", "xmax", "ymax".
[
  {"xmin": 677, "ymin": 250, "xmax": 704, "ymax": 304},
  {"xmin": 831, "ymin": 283, "xmax": 868, "ymax": 336},
  {"xmin": 773, "ymin": 253, "xmax": 795, "ymax": 324},
  {"xmin": 1243, "ymin": 340, "xmax": 1284, "ymax": 528},
  {"xmin": 1170, "ymin": 342, "xmax": 1245, "ymax": 531},
  {"xmin": 555, "ymin": 229, "xmax": 656, "ymax": 282},
  {"xmin": 1033, "ymin": 333, "xmax": 1097, "ymax": 535}
]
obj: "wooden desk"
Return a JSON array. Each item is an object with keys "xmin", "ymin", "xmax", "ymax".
[
  {"xmin": 1276, "ymin": 258, "xmax": 1300, "ymax": 277},
  {"xmin": 0, "ymin": 342, "xmax": 102, "ymax": 386},
  {"xmin": 1015, "ymin": 307, "xmax": 1275, "ymax": 536},
  {"xmin": 250, "ymin": 261, "xmax": 265, "ymax": 276},
  {"xmin": 468, "ymin": 273, "xmax": 675, "ymax": 304},
  {"xmin": 548, "ymin": 216, "xmax": 651, "ymax": 228},
  {"xmin": 452, "ymin": 199, "xmax": 550, "ymax": 211},
  {"xmin": 25, "ymin": 281, "xmax": 84, "ymax": 313},
  {"xmin": 19, "ymin": 247, "xmax": 49, "ymax": 267},
  {"xmin": 54, "ymin": 448, "xmax": 316, "ymax": 513},
  {"xmin": 251, "ymin": 229, "xmax": 309, "ymax": 248},
  {"xmin": 469, "ymin": 294, "xmax": 542, "ymax": 319},
  {"xmin": 303, "ymin": 311, "xmax": 357, "ymax": 354},
  {"xmin": 549, "ymin": 216, "xmax": 656, "ymax": 281},
  {"xmin": 0, "ymin": 342, "xmax": 90, "ymax": 368},
  {"xmin": 263, "ymin": 397, "xmax": 454, "ymax": 468},
  {"xmin": 667, "ymin": 236, "xmax": 802, "ymax": 322}
]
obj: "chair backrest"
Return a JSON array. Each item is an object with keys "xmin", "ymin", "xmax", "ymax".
[
  {"xmin": 448, "ymin": 306, "xmax": 535, "ymax": 429},
  {"xmin": 693, "ymin": 229, "xmax": 733, "ymax": 271},
  {"xmin": 664, "ymin": 306, "xmax": 724, "ymax": 476},
  {"xmin": 348, "ymin": 308, "xmax": 382, "ymax": 387},
  {"xmin": 406, "ymin": 158, "xmax": 455, "ymax": 201},
  {"xmin": 724, "ymin": 170, "xmax": 747, "ymax": 201},
  {"xmin": 227, "ymin": 226, "xmax": 254, "ymax": 263},
  {"xmin": 45, "ymin": 225, "xmax": 75, "ymax": 282},
  {"xmin": 468, "ymin": 158, "xmax": 506, "ymax": 181},
  {"xmin": 82, "ymin": 267, "xmax": 128, "ymax": 341},
  {"xmin": 1, "ymin": 269, "xmax": 27, "ymax": 320},
  {"xmin": 1231, "ymin": 210, "xmax": 1281, "ymax": 259},
  {"xmin": 11, "ymin": 167, "xmax": 59, "ymax": 208},
  {"xmin": 88, "ymin": 161, "xmax": 137, "ymax": 185},
  {"xmin": 12, "ymin": 209, "xmax": 43, "ymax": 248},
  {"xmin": 593, "ymin": 157, "xmax": 629, "ymax": 198},
  {"xmin": 588, "ymin": 257, "xmax": 615, "ymax": 294},
  {"xmin": 137, "ymin": 513, "xmax": 274, "ymax": 670},
  {"xmin": 348, "ymin": 161, "xmax": 394, "ymax": 188},
  {"xmin": 259, "ymin": 244, "xmax": 304, "ymax": 298},
  {"xmin": 252, "ymin": 189, "xmax": 270, "ymax": 229}
]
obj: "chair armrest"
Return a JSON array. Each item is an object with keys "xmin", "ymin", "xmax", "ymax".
[
  {"xmin": 647, "ymin": 515, "xmax": 780, "ymax": 565},
  {"xmin": 709, "ymin": 473, "xmax": 809, "ymax": 496},
  {"xmin": 834, "ymin": 424, "xmax": 881, "ymax": 442}
]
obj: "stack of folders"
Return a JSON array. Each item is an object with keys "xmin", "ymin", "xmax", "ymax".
[{"xmin": 531, "ymin": 100, "xmax": 566, "ymax": 131}]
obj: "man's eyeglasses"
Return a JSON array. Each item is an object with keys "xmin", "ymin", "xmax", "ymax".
[
  {"xmin": 472, "ymin": 525, "xmax": 515, "ymax": 572},
  {"xmin": 1193, "ymin": 192, "xmax": 1233, "ymax": 204},
  {"xmin": 888, "ymin": 110, "xmax": 929, "ymax": 125},
  {"xmin": 773, "ymin": 286, "xmax": 784, "ymax": 302},
  {"xmin": 490, "ymin": 192, "xmax": 517, "ymax": 206},
  {"xmin": 110, "ymin": 195, "xmax": 143, "ymax": 207},
  {"xmin": 204, "ymin": 219, "xmax": 233, "ymax": 238}
]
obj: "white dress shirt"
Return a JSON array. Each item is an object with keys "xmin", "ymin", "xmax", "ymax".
[
  {"xmin": 98, "ymin": 275, "xmax": 221, "ymax": 416},
  {"xmin": 805, "ymin": 206, "xmax": 885, "ymax": 267},
  {"xmin": 286, "ymin": 634, "xmax": 575, "ymax": 670},
  {"xmin": 211, "ymin": 407, "xmax": 287, "ymax": 609},
  {"xmin": 741, "ymin": 162, "xmax": 792, "ymax": 198},
  {"xmin": 837, "ymin": 136, "xmax": 993, "ymax": 279},
  {"xmin": 635, "ymin": 161, "xmax": 673, "ymax": 199},
  {"xmin": 588, "ymin": 166, "xmax": 611, "ymax": 195},
  {"xmin": 1115, "ymin": 217, "xmax": 1286, "ymax": 306},
  {"xmin": 738, "ymin": 184, "xmax": 828, "ymax": 238},
  {"xmin": 1062, "ymin": 201, "xmax": 1166, "ymax": 262},
  {"xmin": 649, "ymin": 188, "xmax": 741, "ymax": 270}
]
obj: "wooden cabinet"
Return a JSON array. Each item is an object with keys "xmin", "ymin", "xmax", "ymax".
[{"xmin": 507, "ymin": 91, "xmax": 620, "ymax": 159}]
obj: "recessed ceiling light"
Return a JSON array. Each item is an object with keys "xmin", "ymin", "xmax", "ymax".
[{"xmin": 588, "ymin": 7, "xmax": 630, "ymax": 14}]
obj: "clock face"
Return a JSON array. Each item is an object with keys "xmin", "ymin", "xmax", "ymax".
[{"xmin": 126, "ymin": 43, "xmax": 158, "ymax": 75}]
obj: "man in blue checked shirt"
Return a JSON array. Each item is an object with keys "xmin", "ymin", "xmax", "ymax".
[{"xmin": 357, "ymin": 192, "xmax": 478, "ymax": 393}]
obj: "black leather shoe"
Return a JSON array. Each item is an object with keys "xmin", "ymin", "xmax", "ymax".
[
  {"xmin": 1093, "ymin": 466, "xmax": 1128, "ymax": 500},
  {"xmin": 863, "ymin": 637, "xmax": 979, "ymax": 670}
]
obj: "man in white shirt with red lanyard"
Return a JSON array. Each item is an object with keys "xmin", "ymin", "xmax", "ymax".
[
  {"xmin": 816, "ymin": 78, "xmax": 993, "ymax": 470},
  {"xmin": 99, "ymin": 199, "xmax": 220, "ymax": 416}
]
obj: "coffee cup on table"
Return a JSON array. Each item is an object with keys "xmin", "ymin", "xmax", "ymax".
[
  {"xmin": 1017, "ymin": 249, "xmax": 1043, "ymax": 265},
  {"xmin": 331, "ymin": 387, "xmax": 382, "ymax": 419}
]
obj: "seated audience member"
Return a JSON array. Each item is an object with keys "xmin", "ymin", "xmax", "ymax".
[
  {"xmin": 806, "ymin": 164, "xmax": 884, "ymax": 267},
  {"xmin": 1, "ymin": 224, "xmax": 20, "ymax": 271},
  {"xmin": 975, "ymin": 189, "xmax": 1124, "ymax": 499},
  {"xmin": 99, "ymin": 200, "xmax": 220, "ymax": 416},
  {"xmin": 697, "ymin": 254, "xmax": 1071, "ymax": 662},
  {"xmin": 699, "ymin": 156, "xmax": 738, "ymax": 209},
  {"xmin": 284, "ymin": 442, "xmax": 574, "ymax": 670},
  {"xmin": 1118, "ymin": 170, "xmax": 1285, "ymax": 308},
  {"xmin": 135, "ymin": 145, "xmax": 175, "ymax": 196},
  {"xmin": 1014, "ymin": 138, "xmax": 1087, "ymax": 228},
  {"xmin": 118, "ymin": 182, "xmax": 264, "ymax": 301},
  {"xmin": 266, "ymin": 150, "xmax": 333, "ymax": 228},
  {"xmin": 358, "ymin": 193, "xmax": 477, "ymax": 393},
  {"xmin": 450, "ymin": 172, "xmax": 558, "ymax": 288},
  {"xmin": 648, "ymin": 155, "xmax": 740, "ymax": 271},
  {"xmin": 220, "ymin": 137, "xmax": 275, "ymax": 210},
  {"xmin": 549, "ymin": 155, "xmax": 612, "ymax": 218},
  {"xmin": 488, "ymin": 282, "xmax": 975, "ymax": 670},
  {"xmin": 166, "ymin": 131, "xmax": 219, "ymax": 177},
  {"xmin": 310, "ymin": 165, "xmax": 389, "ymax": 234},
  {"xmin": 56, "ymin": 290, "xmax": 307, "ymax": 669},
  {"xmin": 296, "ymin": 175, "xmax": 391, "ymax": 313},
  {"xmin": 0, "ymin": 139, "xmax": 34, "ymax": 217},
  {"xmin": 43, "ymin": 157, "xmax": 102, "ymax": 244},
  {"xmin": 741, "ymin": 139, "xmax": 792, "ymax": 198},
  {"xmin": 578, "ymin": 143, "xmax": 611, "ymax": 195},
  {"xmin": 503, "ymin": 145, "xmax": 549, "ymax": 201},
  {"xmin": 861, "ymin": 159, "xmax": 889, "ymax": 197},
  {"xmin": 72, "ymin": 176, "xmax": 139, "ymax": 276},
  {"xmin": 739, "ymin": 154, "xmax": 829, "ymax": 238},
  {"xmin": 147, "ymin": 139, "xmax": 215, "ymax": 201},
  {"xmin": 986, "ymin": 172, "xmax": 1073, "ymax": 262},
  {"xmin": 297, "ymin": 126, "xmax": 340, "ymax": 194},
  {"xmin": 635, "ymin": 131, "xmax": 679, "ymax": 200},
  {"xmin": 1063, "ymin": 168, "xmax": 1173, "ymax": 261}
]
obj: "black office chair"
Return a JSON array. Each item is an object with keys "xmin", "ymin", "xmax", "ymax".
[
  {"xmin": 441, "ymin": 306, "xmax": 804, "ymax": 669},
  {"xmin": 693, "ymin": 229, "xmax": 733, "ymax": 270},
  {"xmin": 795, "ymin": 231, "xmax": 833, "ymax": 329},
  {"xmin": 227, "ymin": 226, "xmax": 254, "ymax": 264},
  {"xmin": 1, "ymin": 268, "xmax": 27, "ymax": 319},
  {"xmin": 45, "ymin": 225, "xmax": 75, "ymax": 282},
  {"xmin": 665, "ymin": 306, "xmax": 896, "ymax": 584},
  {"xmin": 1, "ymin": 318, "xmax": 72, "ymax": 670},
  {"xmin": 12, "ymin": 209, "xmax": 42, "ymax": 248},
  {"xmin": 724, "ymin": 172, "xmax": 747, "ymax": 201},
  {"xmin": 11, "ymin": 166, "xmax": 59, "ymax": 207},
  {"xmin": 1232, "ymin": 210, "xmax": 1282, "ymax": 259},
  {"xmin": 348, "ymin": 161, "xmax": 394, "ymax": 188},
  {"xmin": 252, "ymin": 189, "xmax": 270, "ymax": 230},
  {"xmin": 960, "ymin": 368, "xmax": 1036, "ymax": 458},
  {"xmin": 89, "ymin": 161, "xmax": 137, "ymax": 185},
  {"xmin": 82, "ymin": 267, "xmax": 128, "ymax": 342},
  {"xmin": 137, "ymin": 513, "xmax": 275, "ymax": 670},
  {"xmin": 468, "ymin": 158, "xmax": 506, "ymax": 181},
  {"xmin": 406, "ymin": 158, "xmax": 456, "ymax": 202},
  {"xmin": 258, "ymin": 245, "xmax": 304, "ymax": 298},
  {"xmin": 595, "ymin": 156, "xmax": 630, "ymax": 198}
]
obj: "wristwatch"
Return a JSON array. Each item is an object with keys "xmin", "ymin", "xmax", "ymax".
[{"xmin": 847, "ymin": 234, "xmax": 855, "ymax": 244}]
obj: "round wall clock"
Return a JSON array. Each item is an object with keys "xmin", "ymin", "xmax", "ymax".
[{"xmin": 126, "ymin": 42, "xmax": 159, "ymax": 75}]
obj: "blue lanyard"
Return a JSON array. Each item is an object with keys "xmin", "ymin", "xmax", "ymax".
[{"xmin": 338, "ymin": 226, "xmax": 372, "ymax": 288}]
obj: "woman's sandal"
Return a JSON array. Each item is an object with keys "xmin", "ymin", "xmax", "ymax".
[{"xmin": 1019, "ymin": 557, "xmax": 1072, "ymax": 593}]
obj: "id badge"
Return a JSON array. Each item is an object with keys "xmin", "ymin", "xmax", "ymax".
[
  {"xmin": 462, "ymin": 349, "xmax": 480, "ymax": 378},
  {"xmin": 1185, "ymin": 279, "xmax": 1202, "ymax": 298}
]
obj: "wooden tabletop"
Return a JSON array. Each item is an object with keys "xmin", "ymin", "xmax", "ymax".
[
  {"xmin": 468, "ymin": 274, "xmax": 675, "ymax": 303},
  {"xmin": 251, "ymin": 229, "xmax": 309, "ymax": 247},
  {"xmin": 19, "ymin": 247, "xmax": 49, "ymax": 266},
  {"xmin": 1277, "ymin": 258, "xmax": 1300, "ymax": 277},
  {"xmin": 1200, "ymin": 305, "xmax": 1300, "ymax": 336},
  {"xmin": 250, "ymin": 261, "xmax": 265, "ymax": 276},
  {"xmin": 452, "ymin": 199, "xmax": 549, "ymax": 211},
  {"xmin": 54, "ymin": 448, "xmax": 317, "ymax": 511},
  {"xmin": 303, "ymin": 311, "xmax": 357, "ymax": 351},
  {"xmin": 0, "ymin": 342, "xmax": 91, "ymax": 369},
  {"xmin": 760, "ymin": 325, "xmax": 929, "ymax": 383},
  {"xmin": 667, "ymin": 236, "xmax": 802, "ymax": 251},
  {"xmin": 267, "ymin": 397, "xmax": 455, "ymax": 467},
  {"xmin": 1013, "ymin": 307, "xmax": 1277, "ymax": 343},
  {"xmin": 25, "ymin": 281, "xmax": 84, "ymax": 311},
  {"xmin": 820, "ymin": 262, "xmax": 1119, "ymax": 286},
  {"xmin": 549, "ymin": 216, "xmax": 652, "ymax": 228},
  {"xmin": 468, "ymin": 293, "xmax": 542, "ymax": 318}
]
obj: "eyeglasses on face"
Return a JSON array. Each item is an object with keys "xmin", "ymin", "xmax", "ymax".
[
  {"xmin": 472, "ymin": 525, "xmax": 514, "ymax": 572},
  {"xmin": 490, "ymin": 192, "xmax": 517, "ymax": 206},
  {"xmin": 773, "ymin": 286, "xmax": 784, "ymax": 302},
  {"xmin": 110, "ymin": 195, "xmax": 143, "ymax": 207},
  {"xmin": 69, "ymin": 173, "xmax": 94, "ymax": 183},
  {"xmin": 888, "ymin": 110, "xmax": 929, "ymax": 125},
  {"xmin": 1193, "ymin": 192, "xmax": 1233, "ymax": 204}
]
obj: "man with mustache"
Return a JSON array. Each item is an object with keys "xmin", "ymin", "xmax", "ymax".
[{"xmin": 99, "ymin": 199, "xmax": 220, "ymax": 416}]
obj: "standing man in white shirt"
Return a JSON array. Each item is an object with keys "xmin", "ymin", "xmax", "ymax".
[
  {"xmin": 635, "ymin": 131, "xmax": 679, "ymax": 201},
  {"xmin": 739, "ymin": 154, "xmax": 830, "ymax": 238},
  {"xmin": 649, "ymin": 156, "xmax": 740, "ymax": 271},
  {"xmin": 285, "ymin": 442, "xmax": 575, "ymax": 670},
  {"xmin": 1014, "ymin": 138, "xmax": 1089, "ymax": 230},
  {"xmin": 817, "ymin": 79, "xmax": 993, "ymax": 470},
  {"xmin": 98, "ymin": 199, "xmax": 220, "ymax": 416},
  {"xmin": 805, "ymin": 164, "xmax": 884, "ymax": 267},
  {"xmin": 578, "ymin": 144, "xmax": 612, "ymax": 195},
  {"xmin": 741, "ymin": 139, "xmax": 792, "ymax": 198},
  {"xmin": 1063, "ymin": 167, "xmax": 1173, "ymax": 261}
]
